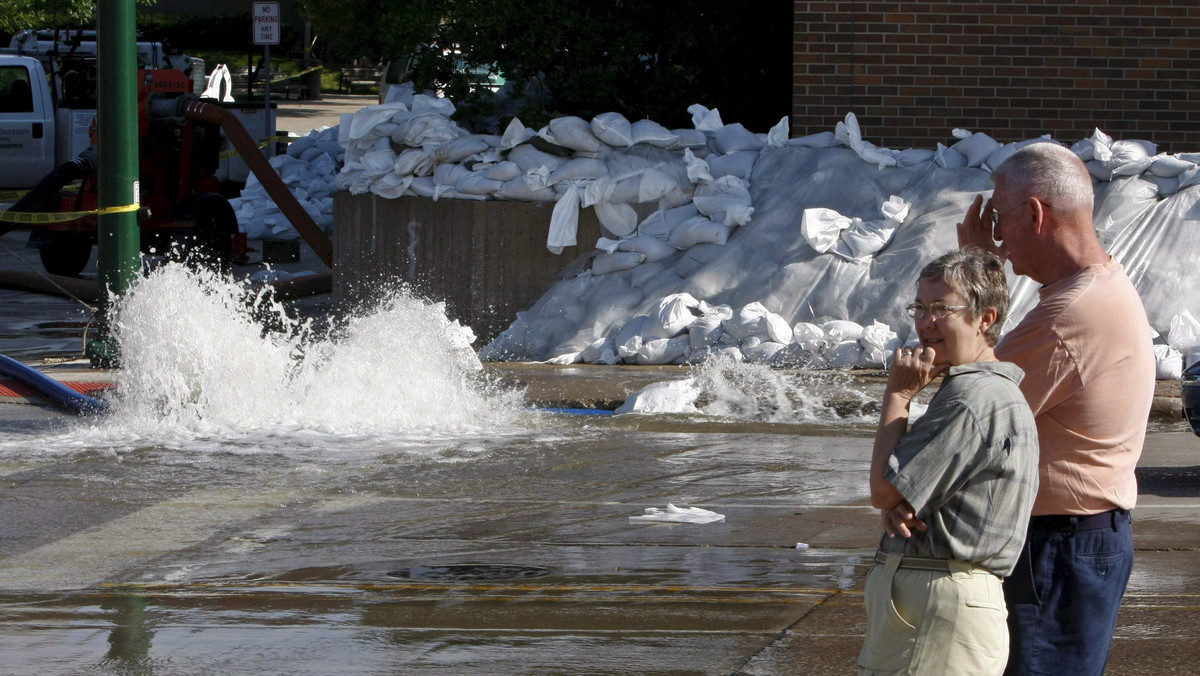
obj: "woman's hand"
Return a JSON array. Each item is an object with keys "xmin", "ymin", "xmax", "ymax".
[{"xmin": 886, "ymin": 346, "xmax": 945, "ymax": 401}]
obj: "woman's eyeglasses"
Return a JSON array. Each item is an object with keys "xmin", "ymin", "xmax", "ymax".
[{"xmin": 905, "ymin": 303, "xmax": 969, "ymax": 319}]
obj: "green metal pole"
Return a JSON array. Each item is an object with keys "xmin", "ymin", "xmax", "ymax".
[{"xmin": 90, "ymin": 0, "xmax": 141, "ymax": 366}]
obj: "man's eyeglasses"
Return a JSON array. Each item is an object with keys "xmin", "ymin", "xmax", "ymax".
[{"xmin": 905, "ymin": 303, "xmax": 969, "ymax": 320}]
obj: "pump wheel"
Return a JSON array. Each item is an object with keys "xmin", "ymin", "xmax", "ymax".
[
  {"xmin": 172, "ymin": 193, "xmax": 238, "ymax": 271},
  {"xmin": 39, "ymin": 231, "xmax": 94, "ymax": 277}
]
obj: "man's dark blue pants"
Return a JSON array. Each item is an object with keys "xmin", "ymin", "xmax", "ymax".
[{"xmin": 1003, "ymin": 509, "xmax": 1133, "ymax": 676}]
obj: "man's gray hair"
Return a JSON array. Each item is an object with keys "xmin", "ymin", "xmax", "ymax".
[
  {"xmin": 991, "ymin": 142, "xmax": 1093, "ymax": 214},
  {"xmin": 919, "ymin": 247, "xmax": 1009, "ymax": 346}
]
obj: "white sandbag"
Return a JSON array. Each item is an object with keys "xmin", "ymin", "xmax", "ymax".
[
  {"xmin": 789, "ymin": 131, "xmax": 837, "ymax": 148},
  {"xmin": 545, "ymin": 116, "xmax": 604, "ymax": 153},
  {"xmin": 407, "ymin": 176, "xmax": 438, "ymax": 198},
  {"xmin": 547, "ymin": 184, "xmax": 582, "ymax": 254},
  {"xmin": 713, "ymin": 123, "xmax": 765, "ymax": 154},
  {"xmin": 495, "ymin": 177, "xmax": 557, "ymax": 201},
  {"xmin": 636, "ymin": 335, "xmax": 691, "ymax": 365},
  {"xmin": 549, "ymin": 157, "xmax": 610, "ymax": 183},
  {"xmin": 507, "ymin": 143, "xmax": 568, "ymax": 173},
  {"xmin": 669, "ymin": 217, "xmax": 730, "ymax": 249},
  {"xmin": 801, "ymin": 208, "xmax": 855, "ymax": 253},
  {"xmin": 688, "ymin": 344, "xmax": 743, "ymax": 364},
  {"xmin": 689, "ymin": 315, "xmax": 726, "ymax": 352},
  {"xmin": 618, "ymin": 235, "xmax": 678, "ymax": 262},
  {"xmin": 950, "ymin": 132, "xmax": 1001, "ymax": 168},
  {"xmin": 822, "ymin": 320, "xmax": 865, "ymax": 343},
  {"xmin": 723, "ymin": 302, "xmax": 789, "ymax": 343},
  {"xmin": 743, "ymin": 340, "xmax": 786, "ymax": 363},
  {"xmin": 693, "ymin": 176, "xmax": 753, "ymax": 226},
  {"xmin": 1104, "ymin": 139, "xmax": 1157, "ymax": 170},
  {"xmin": 500, "ymin": 117, "xmax": 536, "ymax": 149},
  {"xmin": 434, "ymin": 136, "xmax": 490, "ymax": 165},
  {"xmin": 484, "ymin": 160, "xmax": 523, "ymax": 181},
  {"xmin": 766, "ymin": 117, "xmax": 790, "ymax": 148},
  {"xmin": 687, "ymin": 104, "xmax": 724, "ymax": 132},
  {"xmin": 616, "ymin": 315, "xmax": 649, "ymax": 358},
  {"xmin": 360, "ymin": 148, "xmax": 397, "ymax": 179},
  {"xmin": 631, "ymin": 119, "xmax": 678, "ymax": 147},
  {"xmin": 684, "ymin": 148, "xmax": 713, "ymax": 184},
  {"xmin": 860, "ymin": 319, "xmax": 898, "ymax": 351},
  {"xmin": 708, "ymin": 151, "xmax": 757, "ymax": 181},
  {"xmin": 591, "ymin": 112, "xmax": 634, "ymax": 147},
  {"xmin": 671, "ymin": 128, "xmax": 709, "ymax": 148},
  {"xmin": 825, "ymin": 339, "xmax": 864, "ymax": 368},
  {"xmin": 637, "ymin": 168, "xmax": 685, "ymax": 204},
  {"xmin": 578, "ymin": 338, "xmax": 620, "ymax": 365},
  {"xmin": 1149, "ymin": 154, "xmax": 1196, "ymax": 178},
  {"xmin": 934, "ymin": 144, "xmax": 968, "ymax": 168},
  {"xmin": 1154, "ymin": 344, "xmax": 1182, "ymax": 380},
  {"xmin": 614, "ymin": 378, "xmax": 700, "ymax": 414},
  {"xmin": 346, "ymin": 103, "xmax": 408, "ymax": 145},
  {"xmin": 896, "ymin": 147, "xmax": 936, "ymax": 166},
  {"xmin": 456, "ymin": 171, "xmax": 503, "ymax": 196},
  {"xmin": 638, "ymin": 204, "xmax": 701, "ymax": 241},
  {"xmin": 391, "ymin": 112, "xmax": 462, "ymax": 147},
  {"xmin": 594, "ymin": 200, "xmax": 638, "ymax": 237},
  {"xmin": 791, "ymin": 322, "xmax": 828, "ymax": 351},
  {"xmin": 591, "ymin": 250, "xmax": 645, "ymax": 275},
  {"xmin": 370, "ymin": 173, "xmax": 413, "ymax": 199},
  {"xmin": 837, "ymin": 219, "xmax": 897, "ymax": 260},
  {"xmin": 645, "ymin": 293, "xmax": 702, "ymax": 339},
  {"xmin": 393, "ymin": 148, "xmax": 433, "ymax": 176},
  {"xmin": 1168, "ymin": 309, "xmax": 1200, "ymax": 351},
  {"xmin": 434, "ymin": 162, "xmax": 471, "ymax": 187},
  {"xmin": 411, "ymin": 94, "xmax": 455, "ymax": 117}
]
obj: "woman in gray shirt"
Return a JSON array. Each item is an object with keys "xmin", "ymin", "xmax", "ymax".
[{"xmin": 859, "ymin": 248, "xmax": 1039, "ymax": 676}]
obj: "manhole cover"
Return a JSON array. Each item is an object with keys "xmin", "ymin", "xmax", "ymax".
[{"xmin": 387, "ymin": 564, "xmax": 552, "ymax": 582}]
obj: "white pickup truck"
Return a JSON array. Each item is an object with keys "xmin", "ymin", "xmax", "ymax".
[{"xmin": 0, "ymin": 55, "xmax": 79, "ymax": 189}]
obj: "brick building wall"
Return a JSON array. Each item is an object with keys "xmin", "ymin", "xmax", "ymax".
[{"xmin": 792, "ymin": 1, "xmax": 1200, "ymax": 153}]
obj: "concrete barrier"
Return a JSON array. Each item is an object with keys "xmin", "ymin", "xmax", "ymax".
[{"xmin": 333, "ymin": 193, "xmax": 623, "ymax": 344}]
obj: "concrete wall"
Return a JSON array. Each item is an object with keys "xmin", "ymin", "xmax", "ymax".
[
  {"xmin": 791, "ymin": 1, "xmax": 1200, "ymax": 152},
  {"xmin": 333, "ymin": 193, "xmax": 606, "ymax": 345}
]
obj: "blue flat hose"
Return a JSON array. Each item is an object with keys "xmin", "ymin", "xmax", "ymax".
[
  {"xmin": 0, "ymin": 354, "xmax": 109, "ymax": 415},
  {"xmin": 536, "ymin": 407, "xmax": 614, "ymax": 416}
]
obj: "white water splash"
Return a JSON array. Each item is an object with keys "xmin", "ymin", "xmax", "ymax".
[
  {"xmin": 54, "ymin": 265, "xmax": 525, "ymax": 454},
  {"xmin": 691, "ymin": 355, "xmax": 877, "ymax": 424}
]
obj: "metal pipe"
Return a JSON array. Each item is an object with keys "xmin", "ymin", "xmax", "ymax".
[
  {"xmin": 175, "ymin": 97, "xmax": 334, "ymax": 267},
  {"xmin": 91, "ymin": 0, "xmax": 141, "ymax": 366}
]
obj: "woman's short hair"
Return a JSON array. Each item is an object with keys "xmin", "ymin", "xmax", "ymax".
[{"xmin": 918, "ymin": 247, "xmax": 1009, "ymax": 346}]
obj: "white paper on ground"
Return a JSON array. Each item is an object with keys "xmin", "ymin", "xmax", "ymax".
[{"xmin": 629, "ymin": 503, "xmax": 725, "ymax": 524}]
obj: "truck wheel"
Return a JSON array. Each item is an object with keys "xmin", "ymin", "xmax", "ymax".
[{"xmin": 39, "ymin": 232, "xmax": 94, "ymax": 277}]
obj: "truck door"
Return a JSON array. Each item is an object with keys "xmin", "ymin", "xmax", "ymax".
[{"xmin": 0, "ymin": 61, "xmax": 54, "ymax": 189}]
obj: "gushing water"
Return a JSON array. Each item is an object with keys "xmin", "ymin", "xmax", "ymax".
[{"xmin": 10, "ymin": 265, "xmax": 527, "ymax": 455}]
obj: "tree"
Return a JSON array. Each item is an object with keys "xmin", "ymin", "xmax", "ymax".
[
  {"xmin": 300, "ymin": 0, "xmax": 792, "ymax": 132},
  {"xmin": 1, "ymin": 0, "xmax": 156, "ymax": 34}
]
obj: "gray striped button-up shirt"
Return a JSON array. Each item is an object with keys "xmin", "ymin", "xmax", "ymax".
[{"xmin": 879, "ymin": 361, "xmax": 1039, "ymax": 577}]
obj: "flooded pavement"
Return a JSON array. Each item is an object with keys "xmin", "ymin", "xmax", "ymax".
[{"xmin": 2, "ymin": 222, "xmax": 1200, "ymax": 675}]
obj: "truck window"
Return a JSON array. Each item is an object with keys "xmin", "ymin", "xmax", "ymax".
[{"xmin": 0, "ymin": 67, "xmax": 35, "ymax": 113}]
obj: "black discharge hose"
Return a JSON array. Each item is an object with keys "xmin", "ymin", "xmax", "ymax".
[{"xmin": 1, "ymin": 148, "xmax": 99, "ymax": 238}]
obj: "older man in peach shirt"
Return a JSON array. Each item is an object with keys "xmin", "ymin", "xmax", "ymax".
[{"xmin": 957, "ymin": 142, "xmax": 1155, "ymax": 675}]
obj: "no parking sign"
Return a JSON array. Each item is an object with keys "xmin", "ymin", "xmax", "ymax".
[{"xmin": 252, "ymin": 2, "xmax": 280, "ymax": 46}]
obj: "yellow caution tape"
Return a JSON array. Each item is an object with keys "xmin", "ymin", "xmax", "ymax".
[
  {"xmin": 0, "ymin": 203, "xmax": 139, "ymax": 224},
  {"xmin": 0, "ymin": 190, "xmax": 29, "ymax": 201},
  {"xmin": 95, "ymin": 203, "xmax": 141, "ymax": 216},
  {"xmin": 218, "ymin": 135, "xmax": 295, "ymax": 160},
  {"xmin": 269, "ymin": 65, "xmax": 323, "ymax": 85}
]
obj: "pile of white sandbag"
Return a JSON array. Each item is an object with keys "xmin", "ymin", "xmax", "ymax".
[
  {"xmin": 229, "ymin": 125, "xmax": 343, "ymax": 240},
  {"xmin": 231, "ymin": 86, "xmax": 1200, "ymax": 375}
]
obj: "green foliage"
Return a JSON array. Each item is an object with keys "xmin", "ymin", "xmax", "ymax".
[{"xmin": 0, "ymin": 0, "xmax": 157, "ymax": 34}]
